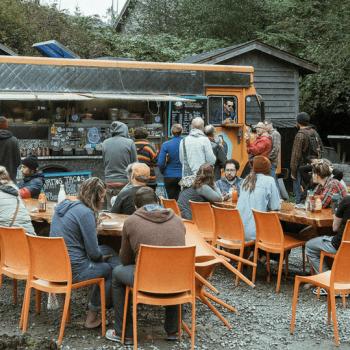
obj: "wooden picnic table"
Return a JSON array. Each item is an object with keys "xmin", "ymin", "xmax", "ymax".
[{"xmin": 23, "ymin": 198, "xmax": 56, "ymax": 224}]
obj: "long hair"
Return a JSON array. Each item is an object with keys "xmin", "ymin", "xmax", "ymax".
[
  {"xmin": 242, "ymin": 171, "xmax": 257, "ymax": 193},
  {"xmin": 193, "ymin": 163, "xmax": 215, "ymax": 189},
  {"xmin": 0, "ymin": 166, "xmax": 11, "ymax": 185},
  {"xmin": 78, "ymin": 177, "xmax": 106, "ymax": 213}
]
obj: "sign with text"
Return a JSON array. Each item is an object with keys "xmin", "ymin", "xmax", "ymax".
[{"xmin": 43, "ymin": 171, "xmax": 92, "ymax": 202}]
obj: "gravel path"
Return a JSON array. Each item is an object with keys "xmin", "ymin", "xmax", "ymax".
[{"xmin": 1, "ymin": 248, "xmax": 350, "ymax": 349}]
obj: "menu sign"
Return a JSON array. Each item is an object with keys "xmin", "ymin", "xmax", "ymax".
[
  {"xmin": 168, "ymin": 99, "xmax": 207, "ymax": 135},
  {"xmin": 43, "ymin": 171, "xmax": 92, "ymax": 201}
]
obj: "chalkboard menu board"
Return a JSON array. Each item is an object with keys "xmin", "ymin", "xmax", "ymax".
[
  {"xmin": 43, "ymin": 171, "xmax": 92, "ymax": 201},
  {"xmin": 168, "ymin": 99, "xmax": 207, "ymax": 135}
]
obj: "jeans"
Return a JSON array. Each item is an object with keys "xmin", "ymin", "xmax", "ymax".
[
  {"xmin": 73, "ymin": 245, "xmax": 121, "ymax": 311},
  {"xmin": 293, "ymin": 170, "xmax": 302, "ymax": 204},
  {"xmin": 306, "ymin": 236, "xmax": 337, "ymax": 274},
  {"xmin": 112, "ymin": 264, "xmax": 179, "ymax": 338},
  {"xmin": 164, "ymin": 177, "xmax": 181, "ymax": 200}
]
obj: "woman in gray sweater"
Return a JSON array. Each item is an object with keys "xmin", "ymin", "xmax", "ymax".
[{"xmin": 177, "ymin": 163, "xmax": 223, "ymax": 219}]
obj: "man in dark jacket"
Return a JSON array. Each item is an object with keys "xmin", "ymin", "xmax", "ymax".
[
  {"xmin": 18, "ymin": 155, "xmax": 44, "ymax": 199},
  {"xmin": 204, "ymin": 125, "xmax": 227, "ymax": 180},
  {"xmin": 290, "ymin": 112, "xmax": 323, "ymax": 203},
  {"xmin": 102, "ymin": 121, "xmax": 138, "ymax": 207},
  {"xmin": 106, "ymin": 187, "xmax": 186, "ymax": 344},
  {"xmin": 0, "ymin": 116, "xmax": 21, "ymax": 182}
]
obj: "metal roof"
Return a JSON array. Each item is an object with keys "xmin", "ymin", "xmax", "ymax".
[
  {"xmin": 0, "ymin": 43, "xmax": 17, "ymax": 56},
  {"xmin": 180, "ymin": 40, "xmax": 318, "ymax": 74}
]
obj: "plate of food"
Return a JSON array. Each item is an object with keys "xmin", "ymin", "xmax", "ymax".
[{"xmin": 101, "ymin": 221, "xmax": 123, "ymax": 229}]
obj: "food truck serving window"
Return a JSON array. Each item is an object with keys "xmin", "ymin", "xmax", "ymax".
[
  {"xmin": 208, "ymin": 96, "xmax": 238, "ymax": 125},
  {"xmin": 245, "ymin": 95, "xmax": 261, "ymax": 125}
]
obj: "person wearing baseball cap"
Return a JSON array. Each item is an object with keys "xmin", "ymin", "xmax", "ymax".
[
  {"xmin": 0, "ymin": 116, "xmax": 21, "ymax": 182},
  {"xmin": 18, "ymin": 155, "xmax": 44, "ymax": 199},
  {"xmin": 237, "ymin": 156, "xmax": 281, "ymax": 241}
]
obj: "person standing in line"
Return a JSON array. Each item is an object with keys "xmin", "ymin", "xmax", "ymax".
[
  {"xmin": 18, "ymin": 155, "xmax": 44, "ymax": 199},
  {"xmin": 157, "ymin": 124, "xmax": 183, "ymax": 200},
  {"xmin": 134, "ymin": 127, "xmax": 159, "ymax": 190},
  {"xmin": 204, "ymin": 125, "xmax": 227, "ymax": 181},
  {"xmin": 237, "ymin": 156, "xmax": 280, "ymax": 241},
  {"xmin": 245, "ymin": 122, "xmax": 272, "ymax": 161},
  {"xmin": 0, "ymin": 116, "xmax": 21, "ymax": 182},
  {"xmin": 290, "ymin": 112, "xmax": 323, "ymax": 204},
  {"xmin": 264, "ymin": 120, "xmax": 281, "ymax": 185},
  {"xmin": 179, "ymin": 117, "xmax": 216, "ymax": 179},
  {"xmin": 102, "ymin": 121, "xmax": 137, "ymax": 208}
]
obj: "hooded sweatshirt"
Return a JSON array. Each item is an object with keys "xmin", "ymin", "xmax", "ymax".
[
  {"xmin": 179, "ymin": 129, "xmax": 216, "ymax": 177},
  {"xmin": 120, "ymin": 205, "xmax": 186, "ymax": 265},
  {"xmin": 0, "ymin": 130, "xmax": 21, "ymax": 182},
  {"xmin": 102, "ymin": 122, "xmax": 137, "ymax": 183},
  {"xmin": 0, "ymin": 184, "xmax": 35, "ymax": 235},
  {"xmin": 50, "ymin": 200, "xmax": 102, "ymax": 277}
]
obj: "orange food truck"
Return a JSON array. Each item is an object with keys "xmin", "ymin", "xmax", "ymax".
[{"xmin": 0, "ymin": 56, "xmax": 264, "ymax": 176}]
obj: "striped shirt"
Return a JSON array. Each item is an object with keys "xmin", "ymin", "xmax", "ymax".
[{"xmin": 135, "ymin": 139, "xmax": 158, "ymax": 183}]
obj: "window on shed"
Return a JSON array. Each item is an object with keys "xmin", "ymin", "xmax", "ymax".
[
  {"xmin": 245, "ymin": 95, "xmax": 261, "ymax": 125},
  {"xmin": 208, "ymin": 96, "xmax": 237, "ymax": 125}
]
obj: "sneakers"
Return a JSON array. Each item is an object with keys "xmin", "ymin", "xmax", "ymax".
[
  {"xmin": 105, "ymin": 329, "xmax": 133, "ymax": 346},
  {"xmin": 312, "ymin": 287, "xmax": 327, "ymax": 296}
]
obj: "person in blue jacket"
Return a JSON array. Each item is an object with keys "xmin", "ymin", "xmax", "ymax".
[
  {"xmin": 157, "ymin": 124, "xmax": 183, "ymax": 200},
  {"xmin": 50, "ymin": 177, "xmax": 120, "ymax": 329},
  {"xmin": 18, "ymin": 155, "xmax": 44, "ymax": 199}
]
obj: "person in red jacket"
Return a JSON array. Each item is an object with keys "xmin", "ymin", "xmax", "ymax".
[{"xmin": 245, "ymin": 122, "xmax": 272, "ymax": 161}]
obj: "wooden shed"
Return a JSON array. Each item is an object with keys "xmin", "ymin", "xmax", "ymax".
[{"xmin": 180, "ymin": 40, "xmax": 318, "ymax": 128}]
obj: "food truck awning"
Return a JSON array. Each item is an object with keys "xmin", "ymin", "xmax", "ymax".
[
  {"xmin": 83, "ymin": 93, "xmax": 196, "ymax": 102},
  {"xmin": 0, "ymin": 92, "xmax": 92, "ymax": 101}
]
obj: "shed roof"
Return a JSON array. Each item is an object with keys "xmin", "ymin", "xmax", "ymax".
[
  {"xmin": 114, "ymin": 0, "xmax": 132, "ymax": 30},
  {"xmin": 0, "ymin": 43, "xmax": 17, "ymax": 56},
  {"xmin": 180, "ymin": 40, "xmax": 318, "ymax": 74}
]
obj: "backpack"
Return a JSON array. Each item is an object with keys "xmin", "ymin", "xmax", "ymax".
[{"xmin": 299, "ymin": 128, "xmax": 323, "ymax": 161}]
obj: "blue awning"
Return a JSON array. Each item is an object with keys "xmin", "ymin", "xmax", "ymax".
[{"xmin": 32, "ymin": 40, "xmax": 79, "ymax": 58}]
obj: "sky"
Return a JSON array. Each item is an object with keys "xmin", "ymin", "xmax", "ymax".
[{"xmin": 41, "ymin": 0, "xmax": 127, "ymax": 19}]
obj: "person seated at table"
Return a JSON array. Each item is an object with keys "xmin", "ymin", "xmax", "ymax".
[
  {"xmin": 311, "ymin": 159, "xmax": 347, "ymax": 208},
  {"xmin": 110, "ymin": 163, "xmax": 134, "ymax": 207},
  {"xmin": 106, "ymin": 186, "xmax": 186, "ymax": 344},
  {"xmin": 306, "ymin": 195, "xmax": 350, "ymax": 295},
  {"xmin": 0, "ymin": 166, "xmax": 35, "ymax": 235},
  {"xmin": 177, "ymin": 163, "xmax": 223, "ymax": 220},
  {"xmin": 50, "ymin": 177, "xmax": 120, "ymax": 329},
  {"xmin": 110, "ymin": 163, "xmax": 150, "ymax": 215},
  {"xmin": 18, "ymin": 155, "xmax": 44, "ymax": 199},
  {"xmin": 237, "ymin": 156, "xmax": 280, "ymax": 241},
  {"xmin": 215, "ymin": 159, "xmax": 243, "ymax": 198}
]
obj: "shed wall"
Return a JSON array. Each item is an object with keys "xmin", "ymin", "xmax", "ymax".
[{"xmin": 222, "ymin": 51, "xmax": 299, "ymax": 124}]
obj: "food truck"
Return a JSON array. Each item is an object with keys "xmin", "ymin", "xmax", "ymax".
[{"xmin": 0, "ymin": 56, "xmax": 264, "ymax": 178}]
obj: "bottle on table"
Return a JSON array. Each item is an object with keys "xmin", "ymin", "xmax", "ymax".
[
  {"xmin": 305, "ymin": 190, "xmax": 314, "ymax": 212},
  {"xmin": 314, "ymin": 195, "xmax": 322, "ymax": 212},
  {"xmin": 231, "ymin": 189, "xmax": 238, "ymax": 204},
  {"xmin": 38, "ymin": 190, "xmax": 47, "ymax": 213},
  {"xmin": 57, "ymin": 184, "xmax": 66, "ymax": 203}
]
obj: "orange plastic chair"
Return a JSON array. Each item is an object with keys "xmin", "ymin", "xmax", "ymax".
[
  {"xmin": 121, "ymin": 244, "xmax": 196, "ymax": 350},
  {"xmin": 189, "ymin": 201, "xmax": 215, "ymax": 243},
  {"xmin": 0, "ymin": 227, "xmax": 29, "ymax": 305},
  {"xmin": 252, "ymin": 210, "xmax": 306, "ymax": 293},
  {"xmin": 212, "ymin": 206, "xmax": 255, "ymax": 286},
  {"xmin": 21, "ymin": 235, "xmax": 106, "ymax": 346},
  {"xmin": 160, "ymin": 198, "xmax": 181, "ymax": 217},
  {"xmin": 290, "ymin": 241, "xmax": 350, "ymax": 346},
  {"xmin": 317, "ymin": 221, "xmax": 350, "ymax": 305}
]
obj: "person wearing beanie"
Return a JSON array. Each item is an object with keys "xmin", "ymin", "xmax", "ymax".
[
  {"xmin": 237, "ymin": 156, "xmax": 280, "ymax": 240},
  {"xmin": 290, "ymin": 112, "xmax": 323, "ymax": 204},
  {"xmin": 0, "ymin": 116, "xmax": 21, "ymax": 182},
  {"xmin": 18, "ymin": 155, "xmax": 45, "ymax": 199}
]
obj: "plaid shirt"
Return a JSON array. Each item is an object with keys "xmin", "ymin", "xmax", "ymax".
[{"xmin": 314, "ymin": 177, "xmax": 347, "ymax": 208}]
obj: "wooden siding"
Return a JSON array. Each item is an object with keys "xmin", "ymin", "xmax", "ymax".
[{"xmin": 222, "ymin": 51, "xmax": 300, "ymax": 122}]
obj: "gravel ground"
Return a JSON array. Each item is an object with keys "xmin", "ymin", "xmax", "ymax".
[{"xmin": 1, "ymin": 248, "xmax": 350, "ymax": 350}]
